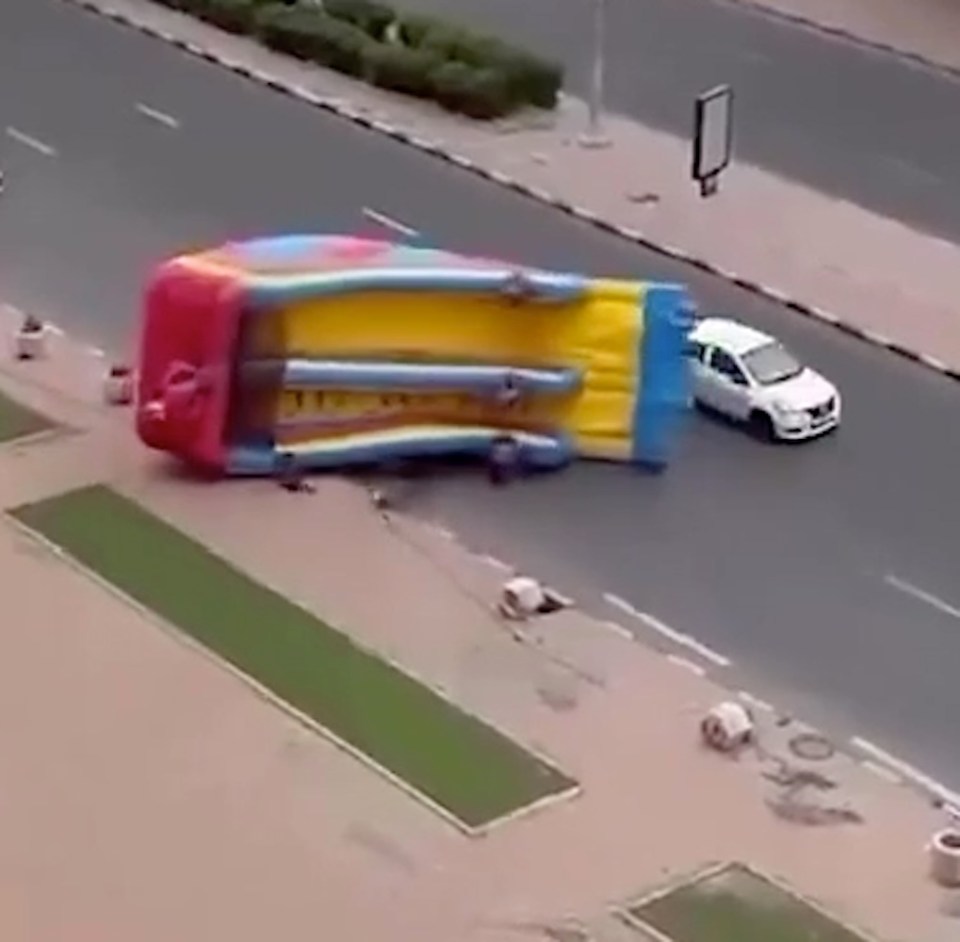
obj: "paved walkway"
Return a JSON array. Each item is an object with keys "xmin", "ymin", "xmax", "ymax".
[
  {"xmin": 742, "ymin": 0, "xmax": 960, "ymax": 72},
  {"xmin": 0, "ymin": 313, "xmax": 957, "ymax": 941},
  {"xmin": 69, "ymin": 0, "xmax": 960, "ymax": 376}
]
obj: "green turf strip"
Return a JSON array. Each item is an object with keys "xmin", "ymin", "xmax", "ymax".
[
  {"xmin": 12, "ymin": 484, "xmax": 576, "ymax": 828},
  {"xmin": 630, "ymin": 865, "xmax": 871, "ymax": 942},
  {"xmin": 0, "ymin": 390, "xmax": 53, "ymax": 442}
]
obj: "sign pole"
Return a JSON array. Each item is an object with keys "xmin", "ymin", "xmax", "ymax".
[{"xmin": 579, "ymin": 0, "xmax": 611, "ymax": 148}]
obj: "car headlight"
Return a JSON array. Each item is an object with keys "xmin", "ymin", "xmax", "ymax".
[{"xmin": 773, "ymin": 403, "xmax": 807, "ymax": 423}]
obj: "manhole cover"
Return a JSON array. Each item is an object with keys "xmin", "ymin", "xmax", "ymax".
[{"xmin": 789, "ymin": 732, "xmax": 836, "ymax": 761}]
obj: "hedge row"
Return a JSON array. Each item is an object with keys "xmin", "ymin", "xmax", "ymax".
[{"xmin": 153, "ymin": 0, "xmax": 563, "ymax": 120}]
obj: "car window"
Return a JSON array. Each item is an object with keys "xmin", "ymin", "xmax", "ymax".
[
  {"xmin": 708, "ymin": 348, "xmax": 747, "ymax": 383},
  {"xmin": 741, "ymin": 341, "xmax": 803, "ymax": 386},
  {"xmin": 688, "ymin": 340, "xmax": 707, "ymax": 362}
]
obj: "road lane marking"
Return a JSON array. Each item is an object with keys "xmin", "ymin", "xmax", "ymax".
[
  {"xmin": 135, "ymin": 103, "xmax": 180, "ymax": 129},
  {"xmin": 361, "ymin": 207, "xmax": 419, "ymax": 238},
  {"xmin": 6, "ymin": 127, "xmax": 56, "ymax": 157},
  {"xmin": 862, "ymin": 760, "xmax": 902, "ymax": 785},
  {"xmin": 603, "ymin": 592, "xmax": 638, "ymax": 618},
  {"xmin": 601, "ymin": 593, "xmax": 731, "ymax": 667},
  {"xmin": 478, "ymin": 553, "xmax": 511, "ymax": 572},
  {"xmin": 638, "ymin": 610, "xmax": 731, "ymax": 667},
  {"xmin": 851, "ymin": 736, "xmax": 960, "ymax": 811},
  {"xmin": 736, "ymin": 690, "xmax": 773, "ymax": 713},
  {"xmin": 635, "ymin": 608, "xmax": 694, "ymax": 647},
  {"xmin": 883, "ymin": 573, "xmax": 960, "ymax": 620},
  {"xmin": 666, "ymin": 654, "xmax": 706, "ymax": 677},
  {"xmin": 600, "ymin": 620, "xmax": 634, "ymax": 641}
]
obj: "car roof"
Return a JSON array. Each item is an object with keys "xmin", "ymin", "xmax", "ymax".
[{"xmin": 691, "ymin": 316, "xmax": 774, "ymax": 356}]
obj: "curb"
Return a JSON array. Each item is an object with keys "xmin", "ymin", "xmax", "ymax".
[
  {"xmin": 417, "ymin": 516, "xmax": 960, "ymax": 818},
  {"xmin": 61, "ymin": 0, "xmax": 960, "ymax": 386},
  {"xmin": 724, "ymin": 0, "xmax": 960, "ymax": 87}
]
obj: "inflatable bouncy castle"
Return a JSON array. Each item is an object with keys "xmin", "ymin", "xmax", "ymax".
[{"xmin": 136, "ymin": 235, "xmax": 693, "ymax": 475}]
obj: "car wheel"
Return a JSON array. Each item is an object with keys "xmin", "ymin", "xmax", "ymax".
[{"xmin": 748, "ymin": 410, "xmax": 777, "ymax": 442}]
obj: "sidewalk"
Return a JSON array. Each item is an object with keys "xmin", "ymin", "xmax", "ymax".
[
  {"xmin": 0, "ymin": 325, "xmax": 956, "ymax": 941},
  {"xmin": 741, "ymin": 0, "xmax": 960, "ymax": 74},
  {"xmin": 128, "ymin": 466, "xmax": 960, "ymax": 942},
  {"xmin": 69, "ymin": 0, "xmax": 960, "ymax": 377}
]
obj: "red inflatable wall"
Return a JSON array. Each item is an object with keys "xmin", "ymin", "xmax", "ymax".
[{"xmin": 135, "ymin": 259, "xmax": 244, "ymax": 473}]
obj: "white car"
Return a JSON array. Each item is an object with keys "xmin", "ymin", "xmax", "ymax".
[{"xmin": 688, "ymin": 317, "xmax": 840, "ymax": 441}]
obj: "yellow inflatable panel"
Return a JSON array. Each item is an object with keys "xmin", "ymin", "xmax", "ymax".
[{"xmin": 273, "ymin": 280, "xmax": 643, "ymax": 458}]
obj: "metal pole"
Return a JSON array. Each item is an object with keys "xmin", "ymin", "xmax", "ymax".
[{"xmin": 580, "ymin": 0, "xmax": 611, "ymax": 147}]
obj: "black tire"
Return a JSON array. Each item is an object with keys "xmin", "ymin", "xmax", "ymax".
[{"xmin": 748, "ymin": 410, "xmax": 777, "ymax": 442}]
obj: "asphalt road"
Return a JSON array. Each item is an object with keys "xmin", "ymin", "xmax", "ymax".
[
  {"xmin": 3, "ymin": 0, "xmax": 960, "ymax": 788},
  {"xmin": 398, "ymin": 0, "xmax": 960, "ymax": 243}
]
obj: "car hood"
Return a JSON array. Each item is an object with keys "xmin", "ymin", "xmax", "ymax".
[{"xmin": 768, "ymin": 369, "xmax": 836, "ymax": 410}]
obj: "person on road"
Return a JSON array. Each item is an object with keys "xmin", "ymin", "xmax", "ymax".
[
  {"xmin": 488, "ymin": 434, "xmax": 521, "ymax": 486},
  {"xmin": 275, "ymin": 450, "xmax": 313, "ymax": 493}
]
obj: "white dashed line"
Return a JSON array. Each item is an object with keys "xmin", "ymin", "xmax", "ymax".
[
  {"xmin": 6, "ymin": 126, "xmax": 56, "ymax": 157},
  {"xmin": 851, "ymin": 736, "xmax": 960, "ymax": 809},
  {"xmin": 361, "ymin": 207, "xmax": 419, "ymax": 238},
  {"xmin": 478, "ymin": 553, "xmax": 511, "ymax": 572},
  {"xmin": 634, "ymin": 608, "xmax": 692, "ymax": 647},
  {"xmin": 736, "ymin": 690, "xmax": 774, "ymax": 713},
  {"xmin": 883, "ymin": 573, "xmax": 960, "ymax": 620},
  {"xmin": 600, "ymin": 620, "xmax": 634, "ymax": 641},
  {"xmin": 638, "ymin": 611, "xmax": 731, "ymax": 667},
  {"xmin": 136, "ymin": 103, "xmax": 180, "ymax": 129},
  {"xmin": 666, "ymin": 654, "xmax": 706, "ymax": 677},
  {"xmin": 602, "ymin": 593, "xmax": 731, "ymax": 667},
  {"xmin": 603, "ymin": 592, "xmax": 638, "ymax": 618},
  {"xmin": 862, "ymin": 760, "xmax": 902, "ymax": 785}
]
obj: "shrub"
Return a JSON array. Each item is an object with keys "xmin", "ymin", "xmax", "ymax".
[
  {"xmin": 323, "ymin": 0, "xmax": 395, "ymax": 40},
  {"xmin": 158, "ymin": 0, "xmax": 204, "ymax": 12},
  {"xmin": 254, "ymin": 4, "xmax": 324, "ymax": 59},
  {"xmin": 504, "ymin": 52, "xmax": 562, "ymax": 109},
  {"xmin": 193, "ymin": 0, "xmax": 262, "ymax": 34},
  {"xmin": 395, "ymin": 11, "xmax": 435, "ymax": 48},
  {"xmin": 179, "ymin": 0, "xmax": 562, "ymax": 117},
  {"xmin": 416, "ymin": 21, "xmax": 561, "ymax": 110},
  {"xmin": 431, "ymin": 61, "xmax": 513, "ymax": 121},
  {"xmin": 362, "ymin": 43, "xmax": 440, "ymax": 97},
  {"xmin": 255, "ymin": 5, "xmax": 371, "ymax": 75}
]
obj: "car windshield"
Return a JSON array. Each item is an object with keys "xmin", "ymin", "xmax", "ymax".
[{"xmin": 741, "ymin": 341, "xmax": 803, "ymax": 386}]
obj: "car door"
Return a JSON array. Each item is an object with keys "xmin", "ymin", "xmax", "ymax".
[
  {"xmin": 705, "ymin": 347, "xmax": 752, "ymax": 419},
  {"xmin": 689, "ymin": 340, "xmax": 714, "ymax": 405}
]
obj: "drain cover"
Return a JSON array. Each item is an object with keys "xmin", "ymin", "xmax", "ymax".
[{"xmin": 789, "ymin": 732, "xmax": 836, "ymax": 761}]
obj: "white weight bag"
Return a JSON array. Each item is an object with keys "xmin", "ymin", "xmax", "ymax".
[{"xmin": 701, "ymin": 701, "xmax": 754, "ymax": 752}]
